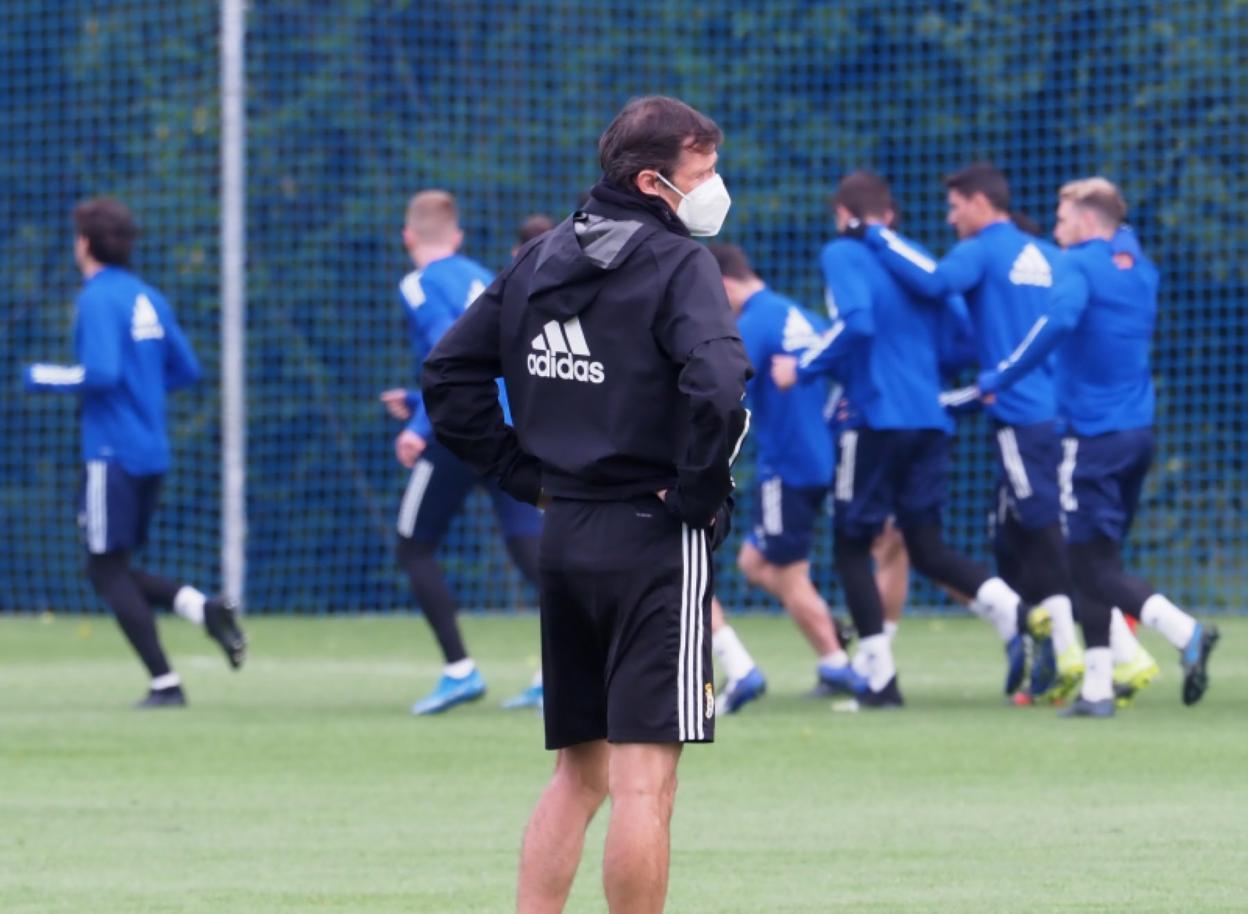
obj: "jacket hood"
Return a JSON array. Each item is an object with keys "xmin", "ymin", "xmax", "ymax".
[{"xmin": 526, "ymin": 180, "xmax": 675, "ymax": 319}]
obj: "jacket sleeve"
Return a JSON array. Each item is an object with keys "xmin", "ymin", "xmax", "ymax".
[
  {"xmin": 24, "ymin": 293, "xmax": 122, "ymax": 393},
  {"xmin": 163, "ymin": 306, "xmax": 202, "ymax": 391},
  {"xmin": 866, "ymin": 227, "xmax": 986, "ymax": 299},
  {"xmin": 796, "ymin": 244, "xmax": 874, "ymax": 382},
  {"xmin": 979, "ymin": 258, "xmax": 1088, "ymax": 394},
  {"xmin": 421, "ymin": 274, "xmax": 543, "ymax": 505},
  {"xmin": 652, "ymin": 247, "xmax": 752, "ymax": 528}
]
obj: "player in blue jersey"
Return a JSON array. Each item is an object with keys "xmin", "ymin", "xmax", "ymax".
[
  {"xmin": 22, "ymin": 198, "xmax": 246, "ymax": 707},
  {"xmin": 707, "ymin": 244, "xmax": 863, "ymax": 710},
  {"xmin": 860, "ymin": 163, "xmax": 1080, "ymax": 701},
  {"xmin": 378, "ymin": 191, "xmax": 543, "ymax": 716},
  {"xmin": 773, "ymin": 172, "xmax": 1046, "ymax": 708},
  {"xmin": 977, "ymin": 177, "xmax": 1219, "ymax": 716}
]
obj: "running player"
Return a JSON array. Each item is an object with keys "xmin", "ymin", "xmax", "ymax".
[
  {"xmin": 976, "ymin": 177, "xmax": 1219, "ymax": 716},
  {"xmin": 23, "ymin": 197, "xmax": 245, "ymax": 707},
  {"xmin": 379, "ymin": 190, "xmax": 543, "ymax": 716}
]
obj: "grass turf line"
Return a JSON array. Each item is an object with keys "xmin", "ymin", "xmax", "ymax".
[{"xmin": 1, "ymin": 613, "xmax": 1245, "ymax": 913}]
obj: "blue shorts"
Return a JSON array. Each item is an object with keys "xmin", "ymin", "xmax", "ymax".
[
  {"xmin": 833, "ymin": 428, "xmax": 947, "ymax": 541},
  {"xmin": 1061, "ymin": 427, "xmax": 1154, "ymax": 545},
  {"xmin": 78, "ymin": 460, "xmax": 163, "ymax": 555},
  {"xmin": 746, "ymin": 477, "xmax": 827, "ymax": 566},
  {"xmin": 396, "ymin": 439, "xmax": 543, "ymax": 545},
  {"xmin": 993, "ymin": 421, "xmax": 1061, "ymax": 530}
]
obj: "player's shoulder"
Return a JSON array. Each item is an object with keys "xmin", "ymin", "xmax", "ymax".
[
  {"xmin": 398, "ymin": 268, "xmax": 426, "ymax": 309},
  {"xmin": 820, "ymin": 236, "xmax": 875, "ymax": 271}
]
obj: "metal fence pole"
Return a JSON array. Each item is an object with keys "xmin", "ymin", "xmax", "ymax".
[{"xmin": 220, "ymin": 0, "xmax": 247, "ymax": 608}]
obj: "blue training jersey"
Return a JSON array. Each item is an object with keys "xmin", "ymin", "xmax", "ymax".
[
  {"xmin": 866, "ymin": 220, "xmax": 1059, "ymax": 426},
  {"xmin": 737, "ymin": 287, "xmax": 835, "ymax": 488},
  {"xmin": 979, "ymin": 236, "xmax": 1158, "ymax": 436},
  {"xmin": 24, "ymin": 266, "xmax": 201, "ymax": 475},
  {"xmin": 398, "ymin": 252, "xmax": 507, "ymax": 438},
  {"xmin": 796, "ymin": 235, "xmax": 955, "ymax": 433}
]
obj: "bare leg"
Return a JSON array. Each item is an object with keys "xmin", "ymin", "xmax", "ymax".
[
  {"xmin": 872, "ymin": 522, "xmax": 910, "ymax": 624},
  {"xmin": 517, "ymin": 741, "xmax": 609, "ymax": 914},
  {"xmin": 710, "ymin": 595, "xmax": 727, "ymax": 633},
  {"xmin": 739, "ymin": 543, "xmax": 840, "ymax": 656},
  {"xmin": 603, "ymin": 743, "xmax": 682, "ymax": 914}
]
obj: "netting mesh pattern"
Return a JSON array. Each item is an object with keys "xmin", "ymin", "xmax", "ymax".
[{"xmin": 2, "ymin": 1, "xmax": 1244, "ymax": 613}]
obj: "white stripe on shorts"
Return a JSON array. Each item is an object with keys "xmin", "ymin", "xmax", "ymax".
[
  {"xmin": 86, "ymin": 460, "xmax": 108, "ymax": 554},
  {"xmin": 761, "ymin": 477, "xmax": 784, "ymax": 536},
  {"xmin": 996, "ymin": 427, "xmax": 1034, "ymax": 500},
  {"xmin": 396, "ymin": 459, "xmax": 434, "ymax": 538},
  {"xmin": 835, "ymin": 430, "xmax": 858, "ymax": 503},
  {"xmin": 677, "ymin": 525, "xmax": 710, "ymax": 741},
  {"xmin": 1059, "ymin": 437, "xmax": 1079, "ymax": 513}
]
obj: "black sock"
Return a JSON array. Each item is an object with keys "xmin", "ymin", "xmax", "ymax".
[
  {"xmin": 503, "ymin": 535, "xmax": 540, "ymax": 588},
  {"xmin": 1068, "ymin": 537, "xmax": 1153, "ymax": 620},
  {"xmin": 130, "ymin": 569, "xmax": 184, "ymax": 611},
  {"xmin": 86, "ymin": 551, "xmax": 173, "ymax": 679},
  {"xmin": 902, "ymin": 523, "xmax": 989, "ymax": 598},
  {"xmin": 834, "ymin": 534, "xmax": 885, "ymax": 639},
  {"xmin": 398, "ymin": 538, "xmax": 467, "ymax": 664}
]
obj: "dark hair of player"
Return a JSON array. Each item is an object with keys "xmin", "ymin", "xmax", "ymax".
[
  {"xmin": 73, "ymin": 197, "xmax": 138, "ymax": 267},
  {"xmin": 598, "ymin": 95, "xmax": 723, "ymax": 186},
  {"xmin": 517, "ymin": 214, "xmax": 555, "ymax": 246},
  {"xmin": 707, "ymin": 243, "xmax": 756, "ymax": 281},
  {"xmin": 1010, "ymin": 210, "xmax": 1043, "ymax": 237},
  {"xmin": 944, "ymin": 162, "xmax": 1011, "ymax": 213},
  {"xmin": 831, "ymin": 170, "xmax": 896, "ymax": 220}
]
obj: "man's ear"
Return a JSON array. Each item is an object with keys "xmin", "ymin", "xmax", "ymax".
[{"xmin": 635, "ymin": 170, "xmax": 661, "ymax": 197}]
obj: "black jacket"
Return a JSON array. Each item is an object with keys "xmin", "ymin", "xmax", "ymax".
[{"xmin": 422, "ymin": 180, "xmax": 751, "ymax": 528}]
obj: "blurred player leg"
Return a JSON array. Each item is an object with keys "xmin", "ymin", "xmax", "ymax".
[
  {"xmin": 872, "ymin": 519, "xmax": 908, "ymax": 642},
  {"xmin": 1110, "ymin": 607, "xmax": 1158, "ymax": 706},
  {"xmin": 398, "ymin": 443, "xmax": 487, "ymax": 715},
  {"xmin": 710, "ymin": 595, "xmax": 766, "ymax": 714},
  {"xmin": 131, "ymin": 569, "xmax": 247, "ymax": 669},
  {"xmin": 517, "ymin": 740, "xmax": 609, "ymax": 914},
  {"xmin": 493, "ymin": 488, "xmax": 548, "ymax": 711},
  {"xmin": 1063, "ymin": 568, "xmax": 1116, "ymax": 717},
  {"xmin": 86, "ymin": 551, "xmax": 183, "ymax": 707}
]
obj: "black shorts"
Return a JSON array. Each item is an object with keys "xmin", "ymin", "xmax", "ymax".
[
  {"xmin": 833, "ymin": 428, "xmax": 948, "ymax": 540},
  {"xmin": 78, "ymin": 461, "xmax": 163, "ymax": 555},
  {"xmin": 539, "ymin": 496, "xmax": 714, "ymax": 750}
]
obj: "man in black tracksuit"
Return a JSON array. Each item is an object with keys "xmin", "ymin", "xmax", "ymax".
[{"xmin": 423, "ymin": 96, "xmax": 750, "ymax": 914}]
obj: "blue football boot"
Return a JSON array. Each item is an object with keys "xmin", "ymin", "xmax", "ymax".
[
  {"xmin": 502, "ymin": 682, "xmax": 544, "ymax": 711},
  {"xmin": 1181, "ymin": 622, "xmax": 1219, "ymax": 706},
  {"xmin": 817, "ymin": 661, "xmax": 869, "ymax": 696},
  {"xmin": 719, "ymin": 667, "xmax": 767, "ymax": 715},
  {"xmin": 411, "ymin": 669, "xmax": 487, "ymax": 716}
]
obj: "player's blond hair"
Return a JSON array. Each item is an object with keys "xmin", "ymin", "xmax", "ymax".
[
  {"xmin": 405, "ymin": 190, "xmax": 459, "ymax": 242},
  {"xmin": 1059, "ymin": 177, "xmax": 1127, "ymax": 228}
]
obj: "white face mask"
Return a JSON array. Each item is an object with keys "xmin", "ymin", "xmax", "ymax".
[{"xmin": 657, "ymin": 172, "xmax": 731, "ymax": 237}]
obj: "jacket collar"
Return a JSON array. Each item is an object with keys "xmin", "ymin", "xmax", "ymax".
[{"xmin": 584, "ymin": 179, "xmax": 691, "ymax": 238}]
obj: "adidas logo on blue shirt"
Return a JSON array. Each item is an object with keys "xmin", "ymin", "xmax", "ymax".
[
  {"xmin": 131, "ymin": 293, "xmax": 165, "ymax": 342},
  {"xmin": 1009, "ymin": 243, "xmax": 1053, "ymax": 288},
  {"xmin": 526, "ymin": 316, "xmax": 605, "ymax": 384}
]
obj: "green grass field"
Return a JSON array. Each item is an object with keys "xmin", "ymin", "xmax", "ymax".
[{"xmin": 2, "ymin": 612, "xmax": 1245, "ymax": 913}]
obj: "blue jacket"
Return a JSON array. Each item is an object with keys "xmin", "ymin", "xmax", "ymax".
[
  {"xmin": 866, "ymin": 221, "xmax": 1059, "ymax": 425},
  {"xmin": 978, "ymin": 236, "xmax": 1158, "ymax": 435},
  {"xmin": 24, "ymin": 266, "xmax": 201, "ymax": 475},
  {"xmin": 398, "ymin": 252, "xmax": 506, "ymax": 438},
  {"xmin": 737, "ymin": 287, "xmax": 834, "ymax": 487},
  {"xmin": 796, "ymin": 235, "xmax": 956, "ymax": 432}
]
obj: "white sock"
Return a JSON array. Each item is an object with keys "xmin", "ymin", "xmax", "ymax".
[
  {"xmin": 712, "ymin": 626, "xmax": 756, "ymax": 682},
  {"xmin": 1080, "ymin": 647, "xmax": 1113, "ymax": 702},
  {"xmin": 820, "ymin": 649, "xmax": 849, "ymax": 669},
  {"xmin": 151, "ymin": 672, "xmax": 181, "ymax": 691},
  {"xmin": 1139, "ymin": 594, "xmax": 1196, "ymax": 650},
  {"xmin": 1041, "ymin": 595, "xmax": 1078, "ymax": 656},
  {"xmin": 883, "ymin": 620, "xmax": 899, "ymax": 643},
  {"xmin": 1109, "ymin": 608, "xmax": 1142, "ymax": 665},
  {"xmin": 859, "ymin": 633, "xmax": 896, "ymax": 692},
  {"xmin": 531, "ymin": 669, "xmax": 543, "ymax": 688},
  {"xmin": 444, "ymin": 658, "xmax": 475, "ymax": 679},
  {"xmin": 172, "ymin": 586, "xmax": 206, "ymax": 626},
  {"xmin": 851, "ymin": 648, "xmax": 870, "ymax": 677},
  {"xmin": 974, "ymin": 577, "xmax": 1021, "ymax": 641}
]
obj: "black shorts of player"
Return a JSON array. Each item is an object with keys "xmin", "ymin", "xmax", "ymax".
[
  {"xmin": 539, "ymin": 496, "xmax": 715, "ymax": 750},
  {"xmin": 1060, "ymin": 427, "xmax": 1154, "ymax": 545},
  {"xmin": 832, "ymin": 427, "xmax": 947, "ymax": 540},
  {"xmin": 746, "ymin": 477, "xmax": 827, "ymax": 566},
  {"xmin": 396, "ymin": 439, "xmax": 543, "ymax": 544},
  {"xmin": 992, "ymin": 420, "xmax": 1062, "ymax": 530},
  {"xmin": 78, "ymin": 460, "xmax": 163, "ymax": 555}
]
